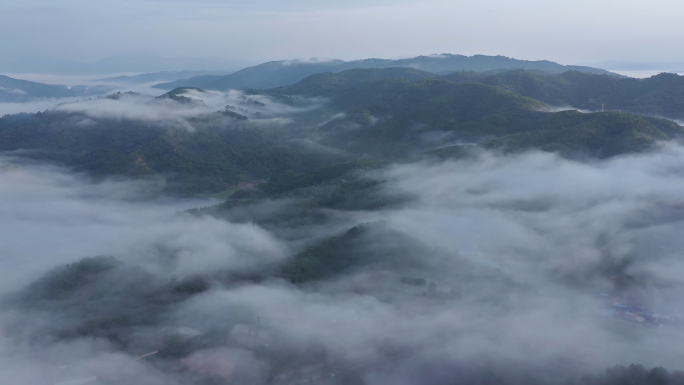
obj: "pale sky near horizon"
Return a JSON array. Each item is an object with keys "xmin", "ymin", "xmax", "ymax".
[{"xmin": 1, "ymin": 0, "xmax": 683, "ymax": 68}]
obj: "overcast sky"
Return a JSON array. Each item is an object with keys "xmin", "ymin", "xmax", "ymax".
[{"xmin": 1, "ymin": 0, "xmax": 683, "ymax": 71}]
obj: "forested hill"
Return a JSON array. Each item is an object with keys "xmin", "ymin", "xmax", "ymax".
[
  {"xmin": 268, "ymin": 67, "xmax": 437, "ymax": 96},
  {"xmin": 152, "ymin": 54, "xmax": 616, "ymax": 91},
  {"xmin": 265, "ymin": 70, "xmax": 684, "ymax": 158},
  {"xmin": 0, "ymin": 109, "xmax": 347, "ymax": 195},
  {"xmin": 95, "ymin": 70, "xmax": 233, "ymax": 84},
  {"xmin": 273, "ymin": 67, "xmax": 684, "ymax": 121},
  {"xmin": 1, "ymin": 69, "xmax": 682, "ymax": 195}
]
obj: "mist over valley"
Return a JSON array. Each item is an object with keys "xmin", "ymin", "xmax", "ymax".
[{"xmin": 3, "ymin": 49, "xmax": 684, "ymax": 385}]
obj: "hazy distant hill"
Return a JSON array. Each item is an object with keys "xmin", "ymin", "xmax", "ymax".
[
  {"xmin": 0, "ymin": 74, "xmax": 112, "ymax": 103},
  {"xmin": 0, "ymin": 74, "xmax": 72, "ymax": 101},
  {"xmin": 97, "ymin": 70, "xmax": 234, "ymax": 84},
  {"xmin": 153, "ymin": 54, "xmax": 617, "ymax": 91}
]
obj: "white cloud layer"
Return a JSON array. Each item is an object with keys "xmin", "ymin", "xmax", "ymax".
[
  {"xmin": 0, "ymin": 158, "xmax": 288, "ymax": 291},
  {"xmin": 5, "ymin": 145, "xmax": 684, "ymax": 383}
]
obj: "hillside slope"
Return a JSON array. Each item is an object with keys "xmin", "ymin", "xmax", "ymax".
[
  {"xmin": 0, "ymin": 109, "xmax": 343, "ymax": 195},
  {"xmin": 442, "ymin": 70, "xmax": 684, "ymax": 120},
  {"xmin": 483, "ymin": 111, "xmax": 683, "ymax": 158}
]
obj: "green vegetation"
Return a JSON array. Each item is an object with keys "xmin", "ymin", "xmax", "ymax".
[
  {"xmin": 269, "ymin": 69, "xmax": 684, "ymax": 158},
  {"xmin": 204, "ymin": 160, "xmax": 398, "ymax": 230},
  {"xmin": 269, "ymin": 67, "xmax": 436, "ymax": 97},
  {"xmin": 484, "ymin": 111, "xmax": 684, "ymax": 158},
  {"xmin": 195, "ymin": 187, "xmax": 239, "ymax": 200},
  {"xmin": 298, "ymin": 78, "xmax": 547, "ymax": 156},
  {"xmin": 12, "ymin": 256, "xmax": 203, "ymax": 347},
  {"xmin": 105, "ymin": 91, "xmax": 143, "ymax": 100},
  {"xmin": 219, "ymin": 109, "xmax": 249, "ymax": 120},
  {"xmin": 159, "ymin": 87, "xmax": 207, "ymax": 97},
  {"xmin": 0, "ymin": 110, "xmax": 344, "ymax": 195},
  {"xmin": 155, "ymin": 87, "xmax": 208, "ymax": 105},
  {"xmin": 2, "ymin": 68, "xmax": 683, "ymax": 197},
  {"xmin": 261, "ymin": 160, "xmax": 386, "ymax": 196},
  {"xmin": 23, "ymin": 256, "xmax": 124, "ymax": 301}
]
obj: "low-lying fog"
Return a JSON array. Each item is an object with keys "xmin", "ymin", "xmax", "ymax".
[
  {"xmin": 0, "ymin": 87, "xmax": 324, "ymax": 125},
  {"xmin": 3, "ymin": 144, "xmax": 684, "ymax": 384},
  {"xmin": 0, "ymin": 73, "xmax": 152, "ymax": 116}
]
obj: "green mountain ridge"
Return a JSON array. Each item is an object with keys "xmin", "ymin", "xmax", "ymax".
[
  {"xmin": 1, "ymin": 67, "xmax": 682, "ymax": 195},
  {"xmin": 483, "ymin": 111, "xmax": 682, "ymax": 158},
  {"xmin": 153, "ymin": 54, "xmax": 617, "ymax": 91},
  {"xmin": 267, "ymin": 68, "xmax": 684, "ymax": 157},
  {"xmin": 0, "ymin": 109, "xmax": 345, "ymax": 195}
]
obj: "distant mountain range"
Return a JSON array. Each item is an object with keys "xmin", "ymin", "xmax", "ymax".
[
  {"xmin": 0, "ymin": 53, "xmax": 618, "ymax": 103},
  {"xmin": 153, "ymin": 54, "xmax": 618, "ymax": 91}
]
